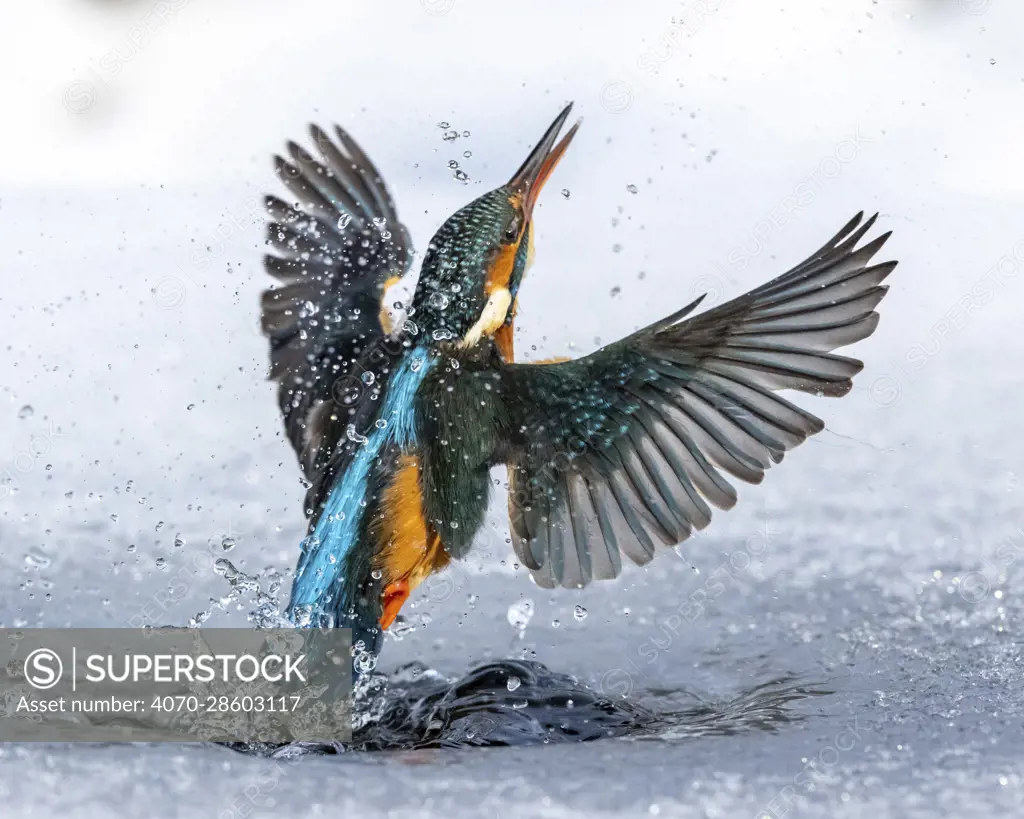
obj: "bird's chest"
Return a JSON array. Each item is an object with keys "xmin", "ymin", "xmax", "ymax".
[
  {"xmin": 367, "ymin": 370, "xmax": 491, "ymax": 580},
  {"xmin": 370, "ymin": 454, "xmax": 450, "ymax": 590}
]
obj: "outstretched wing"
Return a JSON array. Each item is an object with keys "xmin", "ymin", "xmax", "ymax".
[
  {"xmin": 498, "ymin": 212, "xmax": 895, "ymax": 588},
  {"xmin": 260, "ymin": 124, "xmax": 413, "ymax": 477}
]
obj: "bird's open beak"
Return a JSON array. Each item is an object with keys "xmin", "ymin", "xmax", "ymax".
[{"xmin": 509, "ymin": 102, "xmax": 581, "ymax": 219}]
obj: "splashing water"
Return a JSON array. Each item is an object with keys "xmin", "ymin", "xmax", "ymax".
[
  {"xmin": 127, "ymin": 538, "xmax": 832, "ymax": 757},
  {"xmin": 224, "ymin": 661, "xmax": 829, "ymax": 756}
]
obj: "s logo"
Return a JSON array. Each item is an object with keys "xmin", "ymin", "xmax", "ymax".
[{"xmin": 24, "ymin": 648, "xmax": 63, "ymax": 690}]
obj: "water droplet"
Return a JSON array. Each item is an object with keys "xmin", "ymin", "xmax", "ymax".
[
  {"xmin": 292, "ymin": 604, "xmax": 314, "ymax": 627},
  {"xmin": 561, "ymin": 188, "xmax": 571, "ymax": 199},
  {"xmin": 24, "ymin": 550, "xmax": 51, "ymax": 569},
  {"xmin": 186, "ymin": 404, "xmax": 195, "ymax": 411},
  {"xmin": 213, "ymin": 557, "xmax": 238, "ymax": 577},
  {"xmin": 346, "ymin": 424, "xmax": 369, "ymax": 445},
  {"xmin": 371, "ymin": 569, "xmax": 382, "ymax": 580},
  {"xmin": 355, "ymin": 650, "xmax": 378, "ymax": 675},
  {"xmin": 173, "ymin": 534, "xmax": 185, "ymax": 549},
  {"xmin": 463, "ymin": 150, "xmax": 472, "ymax": 158},
  {"xmin": 361, "ymin": 371, "xmax": 375, "ymax": 386},
  {"xmin": 610, "ymin": 286, "xmax": 621, "ymax": 297},
  {"xmin": 507, "ymin": 599, "xmax": 534, "ymax": 632},
  {"xmin": 552, "ymin": 619, "xmax": 561, "ymax": 628},
  {"xmin": 374, "ymin": 418, "xmax": 388, "ymax": 430},
  {"xmin": 574, "ymin": 605, "xmax": 588, "ymax": 621},
  {"xmin": 220, "ymin": 536, "xmax": 236, "ymax": 552},
  {"xmin": 990, "ymin": 58, "xmax": 997, "ymax": 65},
  {"xmin": 626, "ymin": 184, "xmax": 638, "ymax": 194},
  {"xmin": 109, "ymin": 514, "xmax": 118, "ymax": 523},
  {"xmin": 17, "ymin": 405, "xmax": 33, "ymax": 420},
  {"xmin": 507, "ymin": 675, "xmax": 521, "ymax": 691},
  {"xmin": 612, "ymin": 243, "xmax": 623, "ymax": 254},
  {"xmin": 437, "ymin": 121, "xmax": 450, "ymax": 129},
  {"xmin": 155, "ymin": 521, "xmax": 165, "ymax": 532},
  {"xmin": 462, "ymin": 130, "xmax": 471, "ymax": 137},
  {"xmin": 155, "ymin": 557, "xmax": 167, "ymax": 570},
  {"xmin": 189, "ymin": 610, "xmax": 211, "ymax": 628}
]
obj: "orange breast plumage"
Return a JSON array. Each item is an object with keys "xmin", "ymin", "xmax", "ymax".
[{"xmin": 373, "ymin": 455, "xmax": 450, "ymax": 628}]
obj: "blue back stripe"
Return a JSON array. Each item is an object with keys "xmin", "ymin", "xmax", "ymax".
[{"xmin": 288, "ymin": 347, "xmax": 431, "ymax": 619}]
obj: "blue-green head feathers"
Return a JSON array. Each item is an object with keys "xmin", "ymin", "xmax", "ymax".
[{"xmin": 411, "ymin": 188, "xmax": 522, "ymax": 341}]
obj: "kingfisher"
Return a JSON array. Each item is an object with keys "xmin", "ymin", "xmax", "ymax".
[{"xmin": 259, "ymin": 103, "xmax": 896, "ymax": 656}]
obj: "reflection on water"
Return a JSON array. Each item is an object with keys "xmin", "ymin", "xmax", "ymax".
[{"xmin": 228, "ymin": 661, "xmax": 831, "ymax": 757}]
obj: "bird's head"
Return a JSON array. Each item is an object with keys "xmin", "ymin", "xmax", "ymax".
[{"xmin": 411, "ymin": 103, "xmax": 580, "ymax": 357}]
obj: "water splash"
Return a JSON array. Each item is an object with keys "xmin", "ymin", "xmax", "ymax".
[
  {"xmin": 188, "ymin": 558, "xmax": 290, "ymax": 630},
  {"xmin": 225, "ymin": 664, "xmax": 829, "ymax": 756},
  {"xmin": 159, "ymin": 537, "xmax": 829, "ymax": 756}
]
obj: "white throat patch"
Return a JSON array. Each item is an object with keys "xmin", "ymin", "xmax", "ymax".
[{"xmin": 459, "ymin": 287, "xmax": 512, "ymax": 349}]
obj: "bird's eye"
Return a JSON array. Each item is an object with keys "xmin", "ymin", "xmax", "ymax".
[{"xmin": 504, "ymin": 222, "xmax": 520, "ymax": 242}]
